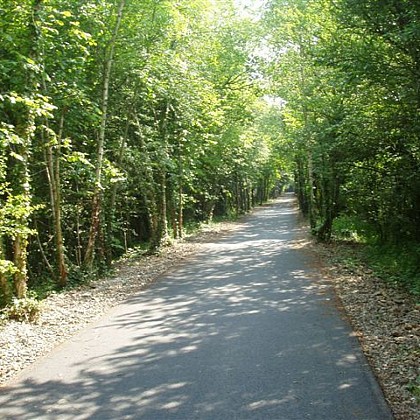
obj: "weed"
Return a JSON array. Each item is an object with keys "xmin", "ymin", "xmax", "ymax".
[
  {"xmin": 1, "ymin": 292, "xmax": 43, "ymax": 323},
  {"xmin": 407, "ymin": 375, "xmax": 420, "ymax": 400}
]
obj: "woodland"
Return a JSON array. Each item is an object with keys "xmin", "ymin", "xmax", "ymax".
[{"xmin": 0, "ymin": 0, "xmax": 419, "ymax": 312}]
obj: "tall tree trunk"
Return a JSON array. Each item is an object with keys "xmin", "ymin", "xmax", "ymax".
[
  {"xmin": 84, "ymin": 0, "xmax": 125, "ymax": 267},
  {"xmin": 44, "ymin": 110, "xmax": 68, "ymax": 287},
  {"xmin": 54, "ymin": 112, "xmax": 67, "ymax": 285},
  {"xmin": 307, "ymin": 151, "xmax": 316, "ymax": 229},
  {"xmin": 12, "ymin": 0, "xmax": 42, "ymax": 298},
  {"xmin": 150, "ymin": 102, "xmax": 170, "ymax": 251},
  {"xmin": 13, "ymin": 145, "xmax": 31, "ymax": 299},
  {"xmin": 178, "ymin": 181, "xmax": 183, "ymax": 239},
  {"xmin": 176, "ymin": 140, "xmax": 184, "ymax": 238},
  {"xmin": 317, "ymin": 172, "xmax": 339, "ymax": 242},
  {"xmin": 150, "ymin": 167, "xmax": 169, "ymax": 250},
  {"xmin": 106, "ymin": 116, "xmax": 129, "ymax": 263},
  {"xmin": 295, "ymin": 158, "xmax": 308, "ymax": 215},
  {"xmin": 134, "ymin": 114, "xmax": 158, "ymax": 245}
]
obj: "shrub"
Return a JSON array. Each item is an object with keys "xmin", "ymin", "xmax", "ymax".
[{"xmin": 1, "ymin": 293, "xmax": 42, "ymax": 323}]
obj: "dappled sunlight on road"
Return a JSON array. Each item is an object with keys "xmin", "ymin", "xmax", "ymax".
[{"xmin": 0, "ymin": 195, "xmax": 391, "ymax": 419}]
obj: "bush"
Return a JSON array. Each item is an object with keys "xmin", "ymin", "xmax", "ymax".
[
  {"xmin": 366, "ymin": 244, "xmax": 420, "ymax": 296},
  {"xmin": 331, "ymin": 216, "xmax": 420, "ymax": 296},
  {"xmin": 1, "ymin": 293, "xmax": 43, "ymax": 323},
  {"xmin": 332, "ymin": 215, "xmax": 377, "ymax": 243}
]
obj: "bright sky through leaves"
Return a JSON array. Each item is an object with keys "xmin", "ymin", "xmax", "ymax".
[{"xmin": 234, "ymin": 0, "xmax": 266, "ymax": 18}]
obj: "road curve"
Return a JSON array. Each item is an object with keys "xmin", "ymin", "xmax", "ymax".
[{"xmin": 0, "ymin": 195, "xmax": 393, "ymax": 419}]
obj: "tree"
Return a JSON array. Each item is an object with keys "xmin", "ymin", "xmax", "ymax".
[
  {"xmin": 84, "ymin": 0, "xmax": 126, "ymax": 267},
  {"xmin": 0, "ymin": 0, "xmax": 286, "ymax": 307}
]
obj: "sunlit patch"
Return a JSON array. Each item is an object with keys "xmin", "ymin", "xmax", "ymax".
[
  {"xmin": 168, "ymin": 382, "xmax": 188, "ymax": 389},
  {"xmin": 248, "ymin": 395, "xmax": 296, "ymax": 409},
  {"xmin": 180, "ymin": 345, "xmax": 198, "ymax": 353},
  {"xmin": 161, "ymin": 401, "xmax": 182, "ymax": 409},
  {"xmin": 291, "ymin": 239, "xmax": 311, "ymax": 249},
  {"xmin": 142, "ymin": 388, "xmax": 159, "ymax": 398},
  {"xmin": 247, "ymin": 310, "xmax": 260, "ymax": 314},
  {"xmin": 228, "ymin": 296, "xmax": 249, "ymax": 303},
  {"xmin": 336, "ymin": 354, "xmax": 357, "ymax": 366}
]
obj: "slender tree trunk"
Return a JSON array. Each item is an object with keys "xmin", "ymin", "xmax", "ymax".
[
  {"xmin": 177, "ymin": 143, "xmax": 184, "ymax": 238},
  {"xmin": 54, "ymin": 112, "xmax": 68, "ymax": 285},
  {"xmin": 75, "ymin": 200, "xmax": 82, "ymax": 266},
  {"xmin": 307, "ymin": 151, "xmax": 316, "ymax": 229},
  {"xmin": 151, "ymin": 167, "xmax": 169, "ymax": 250},
  {"xmin": 106, "ymin": 116, "xmax": 129, "ymax": 263},
  {"xmin": 150, "ymin": 103, "xmax": 170, "ymax": 251},
  {"xmin": 258, "ymin": 178, "xmax": 264, "ymax": 205},
  {"xmin": 235, "ymin": 176, "xmax": 240, "ymax": 216},
  {"xmin": 13, "ymin": 119, "xmax": 33, "ymax": 299},
  {"xmin": 134, "ymin": 114, "xmax": 158, "ymax": 245},
  {"xmin": 295, "ymin": 158, "xmax": 308, "ymax": 215},
  {"xmin": 265, "ymin": 175, "xmax": 271, "ymax": 201},
  {"xmin": 45, "ymin": 110, "xmax": 68, "ymax": 287},
  {"xmin": 12, "ymin": 0, "xmax": 44, "ymax": 298},
  {"xmin": 34, "ymin": 219, "xmax": 55, "ymax": 278},
  {"xmin": 84, "ymin": 0, "xmax": 125, "ymax": 267},
  {"xmin": 13, "ymin": 233, "xmax": 28, "ymax": 299},
  {"xmin": 170, "ymin": 193, "xmax": 179, "ymax": 239},
  {"xmin": 178, "ymin": 181, "xmax": 183, "ymax": 238}
]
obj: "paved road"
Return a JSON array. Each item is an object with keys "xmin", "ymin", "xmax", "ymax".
[{"xmin": 0, "ymin": 195, "xmax": 393, "ymax": 419}]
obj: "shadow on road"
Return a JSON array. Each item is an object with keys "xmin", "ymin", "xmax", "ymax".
[{"xmin": 0, "ymin": 195, "xmax": 392, "ymax": 419}]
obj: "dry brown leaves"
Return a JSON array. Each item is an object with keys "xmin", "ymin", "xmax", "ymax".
[{"xmin": 313, "ymin": 241, "xmax": 420, "ymax": 420}]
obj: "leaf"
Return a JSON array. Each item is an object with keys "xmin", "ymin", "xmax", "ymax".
[{"xmin": 10, "ymin": 151, "xmax": 24, "ymax": 162}]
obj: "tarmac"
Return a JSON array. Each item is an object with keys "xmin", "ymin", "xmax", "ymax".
[{"xmin": 0, "ymin": 195, "xmax": 393, "ymax": 419}]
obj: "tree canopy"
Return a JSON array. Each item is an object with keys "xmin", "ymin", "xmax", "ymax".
[
  {"xmin": 262, "ymin": 0, "xmax": 420, "ymax": 292},
  {"xmin": 0, "ymin": 0, "xmax": 286, "ymax": 305},
  {"xmin": 1, "ymin": 0, "xmax": 419, "ymax": 306}
]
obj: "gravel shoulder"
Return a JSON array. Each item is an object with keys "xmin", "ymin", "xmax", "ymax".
[
  {"xmin": 0, "ymin": 222, "xmax": 240, "ymax": 387},
  {"xmin": 0, "ymin": 208, "xmax": 419, "ymax": 419}
]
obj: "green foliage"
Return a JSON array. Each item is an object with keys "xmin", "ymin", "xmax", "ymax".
[
  {"xmin": 366, "ymin": 244, "xmax": 420, "ymax": 296},
  {"xmin": 2, "ymin": 0, "xmax": 418, "ymax": 308},
  {"xmin": 407, "ymin": 375, "xmax": 420, "ymax": 401},
  {"xmin": 0, "ymin": 0, "xmax": 288, "ymax": 307},
  {"xmin": 332, "ymin": 215, "xmax": 420, "ymax": 295},
  {"xmin": 332, "ymin": 215, "xmax": 377, "ymax": 243},
  {"xmin": 260, "ymin": 0, "xmax": 420, "ymax": 292},
  {"xmin": 1, "ymin": 292, "xmax": 42, "ymax": 323}
]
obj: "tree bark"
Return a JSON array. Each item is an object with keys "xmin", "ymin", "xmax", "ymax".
[
  {"xmin": 150, "ymin": 102, "xmax": 170, "ymax": 252},
  {"xmin": 12, "ymin": 0, "xmax": 44, "ymax": 298},
  {"xmin": 13, "ymin": 234, "xmax": 28, "ymax": 299},
  {"xmin": 134, "ymin": 114, "xmax": 158, "ymax": 246},
  {"xmin": 84, "ymin": 0, "xmax": 126, "ymax": 267},
  {"xmin": 307, "ymin": 150, "xmax": 317, "ymax": 229},
  {"xmin": 106, "ymin": 115, "xmax": 129, "ymax": 263},
  {"xmin": 44, "ymin": 110, "xmax": 68, "ymax": 287},
  {"xmin": 54, "ymin": 111, "xmax": 68, "ymax": 285},
  {"xmin": 178, "ymin": 181, "xmax": 183, "ymax": 238}
]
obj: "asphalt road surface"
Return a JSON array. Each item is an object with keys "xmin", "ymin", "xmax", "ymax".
[{"xmin": 0, "ymin": 195, "xmax": 393, "ymax": 419}]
